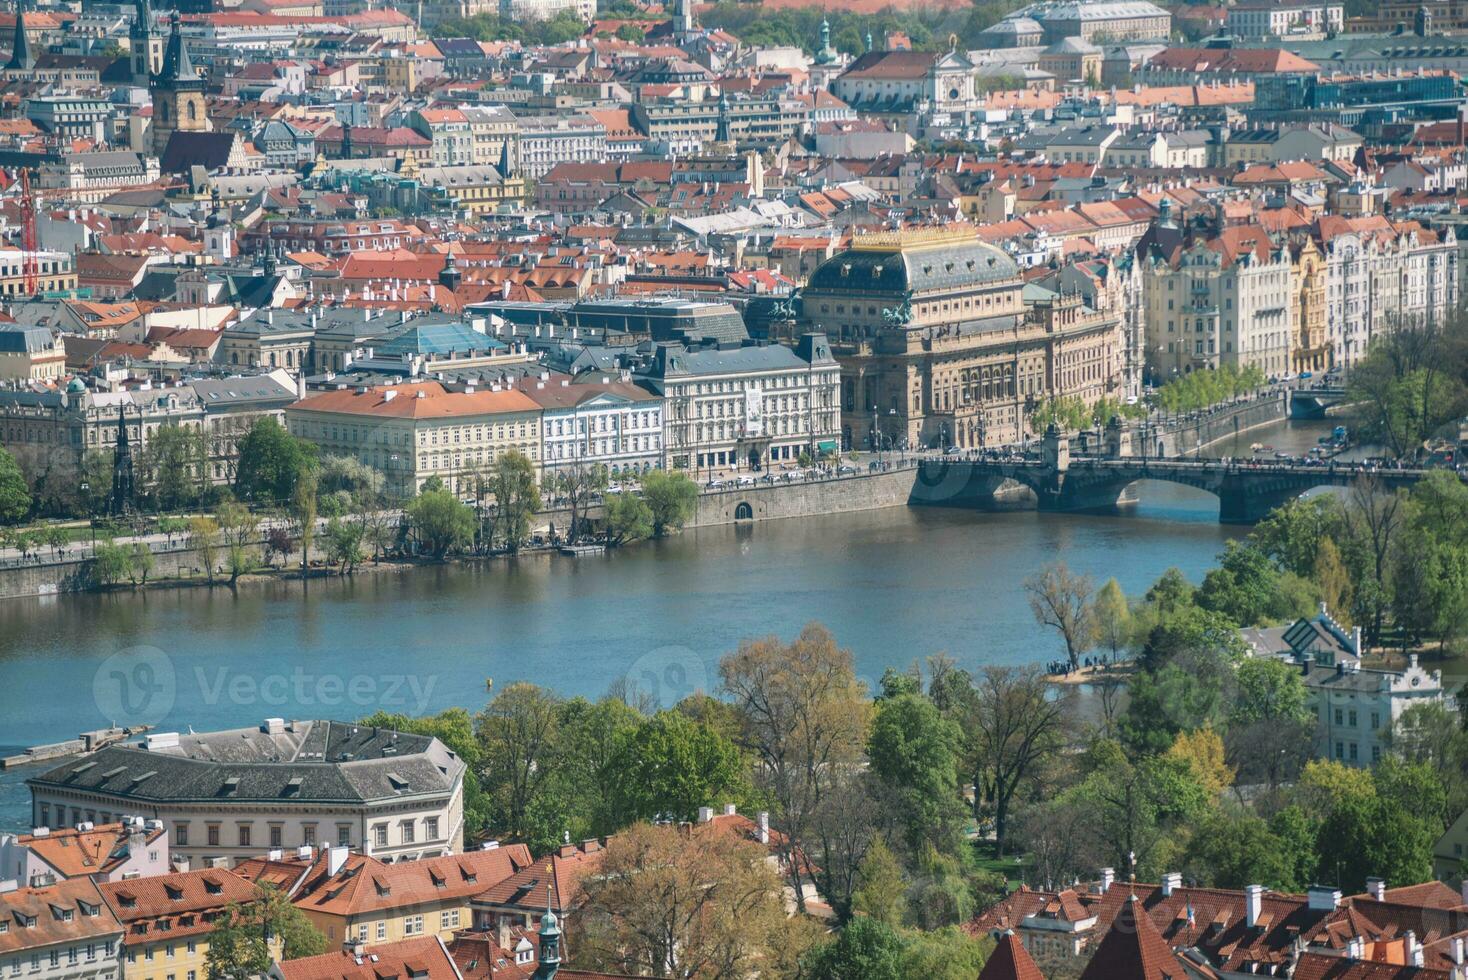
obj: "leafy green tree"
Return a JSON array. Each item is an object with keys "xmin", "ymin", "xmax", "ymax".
[
  {"xmin": 852, "ymin": 837, "xmax": 906, "ymax": 926},
  {"xmin": 803, "ymin": 916, "xmax": 905, "ymax": 980},
  {"xmin": 0, "ymin": 445, "xmax": 31, "ymax": 524},
  {"xmin": 963, "ymin": 665, "xmax": 1063, "ymax": 855},
  {"xmin": 406, "ymin": 488, "xmax": 475, "ymax": 558},
  {"xmin": 1184, "ymin": 807, "xmax": 1303, "ymax": 891},
  {"xmin": 234, "ymin": 418, "xmax": 315, "ymax": 504},
  {"xmin": 318, "ymin": 454, "xmax": 385, "ymax": 506},
  {"xmin": 550, "ymin": 462, "xmax": 607, "ymax": 544},
  {"xmin": 1145, "ymin": 566, "xmax": 1196, "ymax": 615},
  {"xmin": 476, "ymin": 682, "xmax": 561, "ymax": 840},
  {"xmin": 642, "ymin": 469, "xmax": 698, "ymax": 536},
  {"xmin": 1347, "ymin": 316, "xmax": 1467, "ymax": 458},
  {"xmin": 1232, "ymin": 657, "xmax": 1311, "ymax": 727},
  {"xmin": 128, "ymin": 542, "xmax": 154, "ymax": 586},
  {"xmin": 324, "ymin": 517, "xmax": 364, "ymax": 574},
  {"xmin": 205, "ymin": 886, "xmax": 325, "ymax": 979},
  {"xmin": 902, "ymin": 927, "xmax": 993, "ymax": 980},
  {"xmin": 189, "ymin": 515, "xmax": 220, "ymax": 583},
  {"xmin": 91, "ymin": 541, "xmax": 132, "ymax": 586},
  {"xmin": 603, "ymin": 492, "xmax": 652, "ymax": 545},
  {"xmin": 216, "ymin": 500, "xmax": 259, "ymax": 585},
  {"xmin": 614, "ymin": 22, "xmax": 644, "ymax": 39},
  {"xmin": 1139, "ymin": 603, "xmax": 1246, "ymax": 672},
  {"xmin": 141, "ymin": 424, "xmax": 208, "ymax": 512},
  {"xmin": 292, "ymin": 468, "xmax": 318, "ymax": 572},
  {"xmin": 1198, "ymin": 540, "xmax": 1314, "ymax": 626},
  {"xmin": 607, "ymin": 710, "xmax": 746, "ymax": 825},
  {"xmin": 1251, "ymin": 496, "xmax": 1341, "ymax": 579},
  {"xmin": 868, "ymin": 692, "xmax": 964, "ymax": 857},
  {"xmin": 1070, "ymin": 749, "xmax": 1209, "ymax": 880},
  {"xmin": 1093, "ymin": 578, "xmax": 1131, "ymax": 658},
  {"xmin": 490, "ymin": 450, "xmax": 540, "ymax": 552}
]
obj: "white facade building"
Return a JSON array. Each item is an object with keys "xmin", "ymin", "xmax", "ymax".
[
  {"xmin": 512, "ymin": 115, "xmax": 607, "ymax": 180},
  {"xmin": 520, "ymin": 378, "xmax": 664, "ymax": 476}
]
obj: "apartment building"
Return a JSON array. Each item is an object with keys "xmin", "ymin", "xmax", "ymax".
[
  {"xmin": 99, "ymin": 870, "xmax": 261, "ymax": 980},
  {"xmin": 516, "ymin": 378, "xmax": 663, "ymax": 476},
  {"xmin": 28, "ymin": 721, "xmax": 467, "ymax": 869},
  {"xmin": 287, "ymin": 381, "xmax": 542, "ymax": 497},
  {"xmin": 291, "ymin": 846, "xmax": 532, "ymax": 948},
  {"xmin": 513, "ymin": 115, "xmax": 607, "ymax": 180},
  {"xmin": 0, "ymin": 878, "xmax": 122, "ymax": 980},
  {"xmin": 0, "ymin": 820, "xmax": 170, "ymax": 885},
  {"xmin": 1143, "ymin": 225, "xmax": 1294, "ymax": 379}
]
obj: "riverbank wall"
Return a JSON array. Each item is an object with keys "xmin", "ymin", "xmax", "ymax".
[
  {"xmin": 0, "ymin": 541, "xmax": 272, "ymax": 601},
  {"xmin": 1156, "ymin": 394, "xmax": 1289, "ymax": 457},
  {"xmin": 689, "ymin": 467, "xmax": 916, "ymax": 527}
]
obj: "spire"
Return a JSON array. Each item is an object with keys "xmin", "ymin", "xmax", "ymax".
[
  {"xmin": 815, "ymin": 15, "xmax": 835, "ymax": 64},
  {"xmin": 342, "ymin": 120, "xmax": 353, "ymax": 158},
  {"xmin": 6, "ymin": 3, "xmax": 34, "ymax": 74},
  {"xmin": 715, "ymin": 89, "xmax": 731, "ymax": 144},
  {"xmin": 865, "ymin": 28, "xmax": 874, "ymax": 52},
  {"xmin": 110, "ymin": 408, "xmax": 135, "ymax": 517},
  {"xmin": 532, "ymin": 876, "xmax": 560, "ymax": 980},
  {"xmin": 159, "ymin": 12, "xmax": 198, "ymax": 86},
  {"xmin": 132, "ymin": 0, "xmax": 153, "ymax": 40},
  {"xmin": 438, "ymin": 249, "xmax": 461, "ymax": 292},
  {"xmin": 498, "ymin": 136, "xmax": 512, "ymax": 177},
  {"xmin": 1078, "ymin": 894, "xmax": 1191, "ymax": 980}
]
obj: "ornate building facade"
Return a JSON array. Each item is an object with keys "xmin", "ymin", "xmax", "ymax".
[{"xmin": 800, "ymin": 228, "xmax": 1125, "ymax": 451}]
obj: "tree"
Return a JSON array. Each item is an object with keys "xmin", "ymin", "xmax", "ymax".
[
  {"xmin": 803, "ymin": 916, "xmax": 905, "ymax": 980},
  {"xmin": 91, "ymin": 541, "xmax": 132, "ymax": 586},
  {"xmin": 614, "ymin": 21, "xmax": 644, "ymax": 40},
  {"xmin": 128, "ymin": 542, "xmax": 154, "ymax": 586},
  {"xmin": 606, "ymin": 709, "xmax": 746, "ymax": 825},
  {"xmin": 0, "ymin": 445, "xmax": 31, "ymax": 524},
  {"xmin": 808, "ymin": 767, "xmax": 883, "ymax": 924},
  {"xmin": 292, "ymin": 469, "xmax": 318, "ymax": 572},
  {"xmin": 851, "ymin": 837, "xmax": 906, "ymax": 926},
  {"xmin": 324, "ymin": 517, "xmax": 364, "ymax": 574},
  {"xmin": 576, "ymin": 821, "xmax": 794, "ymax": 980},
  {"xmin": 216, "ymin": 500, "xmax": 259, "ymax": 585},
  {"xmin": 1347, "ymin": 314, "xmax": 1467, "ymax": 459},
  {"xmin": 475, "ymin": 682, "xmax": 561, "ymax": 840},
  {"xmin": 490, "ymin": 450, "xmax": 540, "ymax": 552},
  {"xmin": 264, "ymin": 526, "xmax": 294, "ymax": 569},
  {"xmin": 1184, "ymin": 807, "xmax": 1303, "ymax": 891},
  {"xmin": 1025, "ymin": 562, "xmax": 1095, "ymax": 669},
  {"xmin": 719, "ymin": 623, "xmax": 872, "ymax": 911},
  {"xmin": 1093, "ymin": 578, "xmax": 1131, "ymax": 658},
  {"xmin": 964, "ymin": 665, "xmax": 1064, "ymax": 856},
  {"xmin": 867, "ymin": 692, "xmax": 964, "ymax": 857},
  {"xmin": 188, "ymin": 515, "xmax": 220, "ymax": 584},
  {"xmin": 1314, "ymin": 536, "xmax": 1354, "ymax": 626},
  {"xmin": 1198, "ymin": 540, "xmax": 1314, "ymax": 626},
  {"xmin": 550, "ymin": 462, "xmax": 607, "ymax": 543},
  {"xmin": 234, "ymin": 418, "xmax": 315, "ymax": 504},
  {"xmin": 603, "ymin": 492, "xmax": 652, "ymax": 546},
  {"xmin": 1340, "ymin": 476, "xmax": 1409, "ymax": 644},
  {"xmin": 205, "ymin": 886, "xmax": 325, "ymax": 979},
  {"xmin": 142, "ymin": 424, "xmax": 207, "ymax": 512},
  {"xmin": 360, "ymin": 708, "xmax": 493, "ymax": 836},
  {"xmin": 318, "ymin": 454, "xmax": 385, "ymax": 506},
  {"xmin": 1228, "ymin": 656, "xmax": 1314, "ymax": 789},
  {"xmin": 1164, "ymin": 726, "xmax": 1233, "ymax": 798},
  {"xmin": 405, "ymin": 488, "xmax": 475, "ymax": 559},
  {"xmin": 1253, "ymin": 496, "xmax": 1340, "ymax": 579},
  {"xmin": 903, "ymin": 927, "xmax": 994, "ymax": 980},
  {"xmin": 1074, "ymin": 749, "xmax": 1209, "ymax": 880},
  {"xmin": 642, "ymin": 469, "xmax": 698, "ymax": 536}
]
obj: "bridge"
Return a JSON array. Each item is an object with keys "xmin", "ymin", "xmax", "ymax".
[
  {"xmin": 1289, "ymin": 386, "xmax": 1351, "ymax": 420},
  {"xmin": 911, "ymin": 431, "xmax": 1433, "ymax": 524}
]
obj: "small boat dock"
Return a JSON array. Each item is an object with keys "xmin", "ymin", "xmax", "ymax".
[
  {"xmin": 558, "ymin": 543, "xmax": 606, "ymax": 557},
  {"xmin": 1, "ymin": 726, "xmax": 151, "ymax": 770}
]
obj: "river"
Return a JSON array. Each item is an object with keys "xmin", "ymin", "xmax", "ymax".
[{"xmin": 0, "ymin": 418, "xmax": 1343, "ymax": 831}]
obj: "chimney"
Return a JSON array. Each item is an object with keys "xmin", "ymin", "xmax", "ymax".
[
  {"xmin": 327, "ymin": 845, "xmax": 349, "ymax": 876},
  {"xmin": 344, "ymin": 939, "xmax": 365, "ymax": 958},
  {"xmin": 496, "ymin": 917, "xmax": 511, "ymax": 951},
  {"xmin": 1308, "ymin": 885, "xmax": 1341, "ymax": 911},
  {"xmin": 1099, "ymin": 868, "xmax": 1116, "ymax": 894},
  {"xmin": 1245, "ymin": 884, "xmax": 1264, "ymax": 927},
  {"xmin": 756, "ymin": 811, "xmax": 769, "ymax": 845},
  {"xmin": 723, "ymin": 803, "xmax": 736, "ymax": 816},
  {"xmin": 1408, "ymin": 931, "xmax": 1424, "ymax": 967},
  {"xmin": 1366, "ymin": 877, "xmax": 1385, "ymax": 901},
  {"xmin": 1161, "ymin": 872, "xmax": 1182, "ymax": 897},
  {"xmin": 697, "ymin": 806, "xmax": 714, "ymax": 824},
  {"xmin": 1352, "ymin": 626, "xmax": 1363, "ymax": 656},
  {"xmin": 1452, "ymin": 936, "xmax": 1465, "ymax": 966}
]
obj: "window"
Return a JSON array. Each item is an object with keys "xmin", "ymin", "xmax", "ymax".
[
  {"xmin": 303, "ymin": 825, "xmax": 316, "ymax": 847},
  {"xmin": 338, "ymin": 826, "xmax": 351, "ymax": 847},
  {"xmin": 238, "ymin": 826, "xmax": 251, "ymax": 848},
  {"xmin": 400, "ymin": 821, "xmax": 415, "ymax": 844},
  {"xmin": 374, "ymin": 825, "xmax": 388, "ymax": 848},
  {"xmin": 269, "ymin": 826, "xmax": 282, "ymax": 848},
  {"xmin": 403, "ymin": 916, "xmax": 423, "ymax": 937},
  {"xmin": 1370, "ymin": 712, "xmax": 1380, "ymax": 730},
  {"xmin": 1333, "ymin": 708, "xmax": 1343, "ymax": 726},
  {"xmin": 1349, "ymin": 742, "xmax": 1359, "ymax": 762},
  {"xmin": 425, "ymin": 817, "xmax": 438, "ymax": 840},
  {"xmin": 376, "ymin": 922, "xmax": 386, "ymax": 941},
  {"xmin": 440, "ymin": 910, "xmax": 459, "ymax": 930},
  {"xmin": 207, "ymin": 826, "xmax": 219, "ymax": 847}
]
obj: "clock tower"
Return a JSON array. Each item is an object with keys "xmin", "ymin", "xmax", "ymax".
[{"xmin": 151, "ymin": 13, "xmax": 207, "ymax": 158}]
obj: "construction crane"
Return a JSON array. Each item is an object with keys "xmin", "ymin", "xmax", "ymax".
[{"xmin": 18, "ymin": 168, "xmax": 37, "ymax": 297}]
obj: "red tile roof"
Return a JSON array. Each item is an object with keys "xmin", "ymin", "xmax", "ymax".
[
  {"xmin": 277, "ymin": 935, "xmax": 460, "ymax": 980},
  {"xmin": 980, "ymin": 932, "xmax": 1047, "ymax": 980}
]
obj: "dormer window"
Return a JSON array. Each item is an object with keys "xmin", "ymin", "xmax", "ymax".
[{"xmin": 165, "ymin": 885, "xmax": 183, "ymax": 902}]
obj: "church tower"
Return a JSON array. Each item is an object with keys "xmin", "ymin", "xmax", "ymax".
[
  {"xmin": 4, "ymin": 4, "xmax": 35, "ymax": 77},
  {"xmin": 130, "ymin": 0, "xmax": 163, "ymax": 87},
  {"xmin": 151, "ymin": 13, "xmax": 207, "ymax": 157}
]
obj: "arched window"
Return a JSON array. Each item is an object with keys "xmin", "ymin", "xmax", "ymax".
[{"xmin": 186, "ymin": 101, "xmax": 197, "ymax": 122}]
